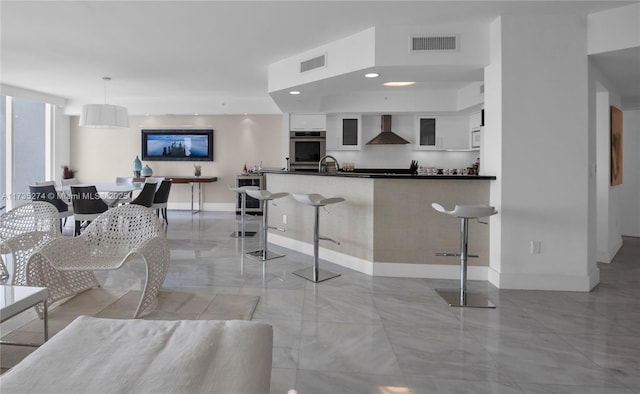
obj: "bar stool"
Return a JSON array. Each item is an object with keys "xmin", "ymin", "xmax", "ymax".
[
  {"xmin": 228, "ymin": 185, "xmax": 259, "ymax": 238},
  {"xmin": 292, "ymin": 193, "xmax": 344, "ymax": 283},
  {"xmin": 246, "ymin": 189, "xmax": 289, "ymax": 261},
  {"xmin": 432, "ymin": 203, "xmax": 498, "ymax": 308}
]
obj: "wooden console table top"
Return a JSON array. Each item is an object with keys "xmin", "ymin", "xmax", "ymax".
[{"xmin": 133, "ymin": 176, "xmax": 218, "ymax": 184}]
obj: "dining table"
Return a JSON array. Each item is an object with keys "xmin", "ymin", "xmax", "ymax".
[
  {"xmin": 58, "ymin": 182, "xmax": 144, "ymax": 207},
  {"xmin": 133, "ymin": 176, "xmax": 218, "ymax": 213}
]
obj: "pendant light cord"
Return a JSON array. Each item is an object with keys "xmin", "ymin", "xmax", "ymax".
[{"xmin": 102, "ymin": 76, "xmax": 111, "ymax": 105}]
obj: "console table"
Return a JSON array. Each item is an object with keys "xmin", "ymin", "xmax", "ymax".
[
  {"xmin": 167, "ymin": 176, "xmax": 217, "ymax": 214},
  {"xmin": 134, "ymin": 176, "xmax": 218, "ymax": 214}
]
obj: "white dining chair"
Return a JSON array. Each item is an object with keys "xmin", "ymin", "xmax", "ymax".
[{"xmin": 60, "ymin": 178, "xmax": 79, "ymax": 186}]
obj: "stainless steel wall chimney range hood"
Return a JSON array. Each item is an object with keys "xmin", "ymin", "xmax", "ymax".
[{"xmin": 366, "ymin": 115, "xmax": 410, "ymax": 145}]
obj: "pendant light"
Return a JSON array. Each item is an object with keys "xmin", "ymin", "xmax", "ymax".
[{"xmin": 79, "ymin": 77, "xmax": 130, "ymax": 128}]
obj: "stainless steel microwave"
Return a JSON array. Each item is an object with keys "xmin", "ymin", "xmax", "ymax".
[{"xmin": 289, "ymin": 131, "xmax": 326, "ymax": 170}]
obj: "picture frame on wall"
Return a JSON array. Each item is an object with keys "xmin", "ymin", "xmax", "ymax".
[
  {"xmin": 610, "ymin": 106, "xmax": 623, "ymax": 186},
  {"xmin": 141, "ymin": 129, "xmax": 214, "ymax": 161},
  {"xmin": 471, "ymin": 129, "xmax": 481, "ymax": 149}
]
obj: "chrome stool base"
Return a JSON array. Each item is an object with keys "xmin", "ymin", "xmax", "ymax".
[
  {"xmin": 436, "ymin": 289, "xmax": 496, "ymax": 308},
  {"xmin": 247, "ymin": 249, "xmax": 284, "ymax": 261},
  {"xmin": 230, "ymin": 231, "xmax": 256, "ymax": 238},
  {"xmin": 293, "ymin": 267, "xmax": 341, "ymax": 283},
  {"xmin": 432, "ymin": 203, "xmax": 499, "ymax": 309},
  {"xmin": 229, "ymin": 186, "xmax": 259, "ymax": 239}
]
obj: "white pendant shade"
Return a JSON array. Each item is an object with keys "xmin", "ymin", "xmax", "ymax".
[{"xmin": 79, "ymin": 103, "xmax": 130, "ymax": 128}]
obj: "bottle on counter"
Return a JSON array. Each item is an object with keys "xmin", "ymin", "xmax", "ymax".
[{"xmin": 473, "ymin": 158, "xmax": 480, "ymax": 175}]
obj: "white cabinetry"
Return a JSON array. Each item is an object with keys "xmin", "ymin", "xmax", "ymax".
[
  {"xmin": 469, "ymin": 111, "xmax": 482, "ymax": 130},
  {"xmin": 326, "ymin": 114, "xmax": 362, "ymax": 150},
  {"xmin": 469, "ymin": 109, "xmax": 483, "ymax": 150},
  {"xmin": 414, "ymin": 115, "xmax": 469, "ymax": 150},
  {"xmin": 290, "ymin": 114, "xmax": 326, "ymax": 131}
]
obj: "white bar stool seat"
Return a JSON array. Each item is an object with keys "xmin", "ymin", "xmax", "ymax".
[
  {"xmin": 228, "ymin": 185, "xmax": 259, "ymax": 238},
  {"xmin": 292, "ymin": 193, "xmax": 345, "ymax": 283},
  {"xmin": 245, "ymin": 190, "xmax": 289, "ymax": 261},
  {"xmin": 432, "ymin": 203, "xmax": 498, "ymax": 308}
]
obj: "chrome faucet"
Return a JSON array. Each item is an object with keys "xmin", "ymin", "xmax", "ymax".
[{"xmin": 318, "ymin": 155, "xmax": 340, "ymax": 172}]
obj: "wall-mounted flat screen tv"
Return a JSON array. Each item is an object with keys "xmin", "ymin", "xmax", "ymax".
[{"xmin": 141, "ymin": 129, "xmax": 214, "ymax": 161}]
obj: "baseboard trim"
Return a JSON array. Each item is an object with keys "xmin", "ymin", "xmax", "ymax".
[
  {"xmin": 597, "ymin": 236, "xmax": 624, "ymax": 264},
  {"xmin": 489, "ymin": 272, "xmax": 597, "ymax": 291},
  {"xmin": 270, "ymin": 234, "xmax": 600, "ymax": 290},
  {"xmin": 268, "ymin": 233, "xmax": 488, "ymax": 280}
]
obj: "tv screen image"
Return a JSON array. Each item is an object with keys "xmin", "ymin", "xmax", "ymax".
[{"xmin": 142, "ymin": 129, "xmax": 214, "ymax": 161}]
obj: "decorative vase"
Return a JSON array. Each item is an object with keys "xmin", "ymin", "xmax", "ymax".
[
  {"xmin": 194, "ymin": 165, "xmax": 202, "ymax": 177},
  {"xmin": 141, "ymin": 165, "xmax": 153, "ymax": 177},
  {"xmin": 133, "ymin": 156, "xmax": 142, "ymax": 177}
]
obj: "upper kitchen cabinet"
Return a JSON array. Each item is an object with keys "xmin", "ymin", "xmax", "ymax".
[
  {"xmin": 326, "ymin": 114, "xmax": 362, "ymax": 150},
  {"xmin": 469, "ymin": 110, "xmax": 483, "ymax": 130},
  {"xmin": 290, "ymin": 114, "xmax": 326, "ymax": 131},
  {"xmin": 469, "ymin": 109, "xmax": 483, "ymax": 150},
  {"xmin": 414, "ymin": 114, "xmax": 470, "ymax": 150}
]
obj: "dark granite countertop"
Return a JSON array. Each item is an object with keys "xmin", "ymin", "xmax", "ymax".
[{"xmin": 259, "ymin": 169, "xmax": 496, "ymax": 180}]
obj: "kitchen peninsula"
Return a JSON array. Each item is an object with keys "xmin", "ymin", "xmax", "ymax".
[{"xmin": 261, "ymin": 170, "xmax": 496, "ymax": 280}]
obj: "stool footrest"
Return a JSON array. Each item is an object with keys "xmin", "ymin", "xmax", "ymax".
[
  {"xmin": 319, "ymin": 236, "xmax": 340, "ymax": 245},
  {"xmin": 267, "ymin": 226, "xmax": 286, "ymax": 232},
  {"xmin": 436, "ymin": 253, "xmax": 479, "ymax": 258}
]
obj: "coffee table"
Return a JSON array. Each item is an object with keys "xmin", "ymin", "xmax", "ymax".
[{"xmin": 0, "ymin": 285, "xmax": 48, "ymax": 346}]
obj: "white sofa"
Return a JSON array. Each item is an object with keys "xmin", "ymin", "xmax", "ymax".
[{"xmin": 0, "ymin": 316, "xmax": 273, "ymax": 394}]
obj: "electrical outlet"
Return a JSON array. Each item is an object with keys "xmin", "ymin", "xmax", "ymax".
[
  {"xmin": 282, "ymin": 214, "xmax": 287, "ymax": 225},
  {"xmin": 531, "ymin": 241, "xmax": 541, "ymax": 254}
]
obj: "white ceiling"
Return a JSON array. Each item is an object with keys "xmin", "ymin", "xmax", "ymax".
[{"xmin": 1, "ymin": 1, "xmax": 638, "ymax": 115}]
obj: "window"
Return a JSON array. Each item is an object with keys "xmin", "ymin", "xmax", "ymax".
[{"xmin": 1, "ymin": 95, "xmax": 49, "ymax": 211}]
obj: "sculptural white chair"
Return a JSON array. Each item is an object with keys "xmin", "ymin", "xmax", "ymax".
[
  {"xmin": 29, "ymin": 184, "xmax": 74, "ymax": 231},
  {"xmin": 245, "ymin": 189, "xmax": 288, "ymax": 261},
  {"xmin": 26, "ymin": 204, "xmax": 170, "ymax": 318},
  {"xmin": 228, "ymin": 185, "xmax": 259, "ymax": 238},
  {"xmin": 0, "ymin": 202, "xmax": 61, "ymax": 283},
  {"xmin": 292, "ymin": 193, "xmax": 344, "ymax": 283},
  {"xmin": 432, "ymin": 203, "xmax": 498, "ymax": 308}
]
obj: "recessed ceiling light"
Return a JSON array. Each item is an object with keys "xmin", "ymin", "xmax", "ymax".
[
  {"xmin": 365, "ymin": 73, "xmax": 379, "ymax": 78},
  {"xmin": 383, "ymin": 81, "xmax": 416, "ymax": 87},
  {"xmin": 289, "ymin": 91, "xmax": 301, "ymax": 95}
]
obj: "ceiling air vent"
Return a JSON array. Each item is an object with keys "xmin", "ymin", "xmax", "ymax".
[
  {"xmin": 300, "ymin": 54, "xmax": 327, "ymax": 73},
  {"xmin": 411, "ymin": 35, "xmax": 458, "ymax": 52}
]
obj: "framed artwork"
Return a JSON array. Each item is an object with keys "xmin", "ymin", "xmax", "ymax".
[
  {"xmin": 610, "ymin": 106, "xmax": 623, "ymax": 186},
  {"xmin": 141, "ymin": 129, "xmax": 214, "ymax": 161},
  {"xmin": 471, "ymin": 129, "xmax": 481, "ymax": 149}
]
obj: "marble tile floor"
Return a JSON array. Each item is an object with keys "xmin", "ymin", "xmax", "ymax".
[{"xmin": 4, "ymin": 210, "xmax": 640, "ymax": 393}]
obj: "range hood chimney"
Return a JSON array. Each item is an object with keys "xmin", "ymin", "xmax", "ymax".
[{"xmin": 366, "ymin": 115, "xmax": 410, "ymax": 145}]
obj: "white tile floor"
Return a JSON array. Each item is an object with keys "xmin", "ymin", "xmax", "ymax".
[{"xmin": 5, "ymin": 210, "xmax": 640, "ymax": 393}]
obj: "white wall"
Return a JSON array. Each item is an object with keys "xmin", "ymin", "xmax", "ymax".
[
  {"xmin": 621, "ymin": 109, "xmax": 640, "ymax": 236},
  {"xmin": 591, "ymin": 62, "xmax": 624, "ymax": 263},
  {"xmin": 486, "ymin": 15, "xmax": 596, "ymax": 291},
  {"xmin": 588, "ymin": 3, "xmax": 640, "ymax": 54}
]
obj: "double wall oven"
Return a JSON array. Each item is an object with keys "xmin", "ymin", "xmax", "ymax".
[{"xmin": 289, "ymin": 130, "xmax": 326, "ymax": 172}]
